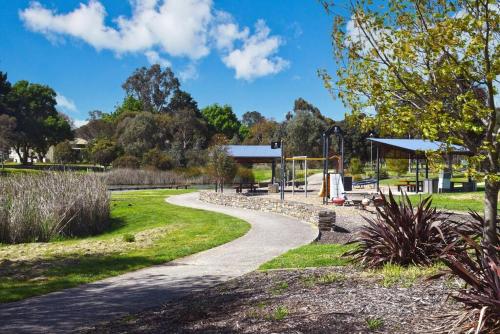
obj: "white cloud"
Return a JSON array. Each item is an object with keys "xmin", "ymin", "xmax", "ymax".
[
  {"xmin": 221, "ymin": 20, "xmax": 289, "ymax": 81},
  {"xmin": 179, "ymin": 62, "xmax": 199, "ymax": 81},
  {"xmin": 19, "ymin": 0, "xmax": 289, "ymax": 80},
  {"xmin": 56, "ymin": 93, "xmax": 77, "ymax": 113},
  {"xmin": 73, "ymin": 119, "xmax": 88, "ymax": 128},
  {"xmin": 20, "ymin": 0, "xmax": 212, "ymax": 59},
  {"xmin": 144, "ymin": 50, "xmax": 171, "ymax": 67}
]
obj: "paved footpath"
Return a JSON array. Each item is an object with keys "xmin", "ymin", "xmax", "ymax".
[{"xmin": 0, "ymin": 192, "xmax": 317, "ymax": 333}]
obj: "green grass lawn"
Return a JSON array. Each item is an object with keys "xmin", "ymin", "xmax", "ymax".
[
  {"xmin": 398, "ymin": 191, "xmax": 498, "ymax": 213},
  {"xmin": 0, "ymin": 189, "xmax": 250, "ymax": 303},
  {"xmin": 0, "ymin": 167, "xmax": 42, "ymax": 175},
  {"xmin": 259, "ymin": 243, "xmax": 355, "ymax": 270}
]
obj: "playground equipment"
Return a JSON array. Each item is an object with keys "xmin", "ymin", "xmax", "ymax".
[
  {"xmin": 287, "ymin": 156, "xmax": 339, "ymax": 197},
  {"xmin": 322, "ymin": 125, "xmax": 345, "ymax": 204}
]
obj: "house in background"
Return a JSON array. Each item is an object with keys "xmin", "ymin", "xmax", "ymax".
[{"xmin": 8, "ymin": 138, "xmax": 89, "ymax": 164}]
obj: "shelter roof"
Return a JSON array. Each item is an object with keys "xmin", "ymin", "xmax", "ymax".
[{"xmin": 367, "ymin": 138, "xmax": 470, "ymax": 159}]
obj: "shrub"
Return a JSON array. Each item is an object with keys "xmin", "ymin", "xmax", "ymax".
[
  {"xmin": 206, "ymin": 146, "xmax": 236, "ymax": 189},
  {"xmin": 347, "ymin": 191, "xmax": 462, "ymax": 267},
  {"xmin": 112, "ymin": 155, "xmax": 140, "ymax": 169},
  {"xmin": 89, "ymin": 139, "xmax": 120, "ymax": 166},
  {"xmin": 123, "ymin": 233, "xmax": 135, "ymax": 242},
  {"xmin": 441, "ymin": 237, "xmax": 500, "ymax": 333},
  {"xmin": 142, "ymin": 148, "xmax": 173, "ymax": 170},
  {"xmin": 233, "ymin": 166, "xmax": 255, "ymax": 184},
  {"xmin": 378, "ymin": 167, "xmax": 389, "ymax": 179},
  {"xmin": 386, "ymin": 158, "xmax": 409, "ymax": 176},
  {"xmin": 53, "ymin": 140, "xmax": 76, "ymax": 164},
  {"xmin": 348, "ymin": 157, "xmax": 363, "ymax": 175},
  {"xmin": 0, "ymin": 173, "xmax": 110, "ymax": 244}
]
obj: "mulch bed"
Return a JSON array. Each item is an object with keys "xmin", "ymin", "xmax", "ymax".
[{"xmin": 85, "ymin": 267, "xmax": 456, "ymax": 334}]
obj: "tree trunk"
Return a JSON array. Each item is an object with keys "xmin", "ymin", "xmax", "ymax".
[{"xmin": 484, "ymin": 178, "xmax": 499, "ymax": 253}]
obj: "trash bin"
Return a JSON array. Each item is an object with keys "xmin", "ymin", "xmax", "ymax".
[
  {"xmin": 343, "ymin": 176, "xmax": 353, "ymax": 191},
  {"xmin": 423, "ymin": 178, "xmax": 438, "ymax": 193}
]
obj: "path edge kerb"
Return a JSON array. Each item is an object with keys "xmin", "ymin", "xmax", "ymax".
[{"xmin": 197, "ymin": 190, "xmax": 333, "ymax": 226}]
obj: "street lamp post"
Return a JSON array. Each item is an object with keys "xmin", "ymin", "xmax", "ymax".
[{"xmin": 369, "ymin": 132, "xmax": 374, "ymax": 171}]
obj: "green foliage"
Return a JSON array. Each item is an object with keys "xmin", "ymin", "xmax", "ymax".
[
  {"xmin": 271, "ymin": 306, "xmax": 289, "ymax": 321},
  {"xmin": 122, "ymin": 64, "xmax": 180, "ymax": 113},
  {"xmin": 285, "ymin": 109, "xmax": 327, "ymax": 157},
  {"xmin": 201, "ymin": 103, "xmax": 241, "ymax": 139},
  {"xmin": 206, "ymin": 146, "xmax": 237, "ymax": 187},
  {"xmin": 386, "ymin": 159, "xmax": 409, "ymax": 176},
  {"xmin": 116, "ymin": 113, "xmax": 160, "ymax": 157},
  {"xmin": 89, "ymin": 138, "xmax": 119, "ymax": 166},
  {"xmin": 142, "ymin": 148, "xmax": 173, "ymax": 170},
  {"xmin": 322, "ymin": 0, "xmax": 499, "ymax": 246},
  {"xmin": 0, "ymin": 114, "xmax": 16, "ymax": 157},
  {"xmin": 348, "ymin": 157, "xmax": 363, "ymax": 175},
  {"xmin": 4, "ymin": 80, "xmax": 73, "ymax": 163},
  {"xmin": 366, "ymin": 317, "xmax": 384, "ymax": 331},
  {"xmin": 243, "ymin": 119, "xmax": 279, "ymax": 145},
  {"xmin": 122, "ymin": 233, "xmax": 135, "ymax": 243},
  {"xmin": 241, "ymin": 111, "xmax": 264, "ymax": 128},
  {"xmin": 112, "ymin": 155, "xmax": 140, "ymax": 169},
  {"xmin": 53, "ymin": 140, "xmax": 76, "ymax": 164}
]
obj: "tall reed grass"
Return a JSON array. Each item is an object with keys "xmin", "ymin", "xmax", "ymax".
[
  {"xmin": 0, "ymin": 173, "xmax": 110, "ymax": 244},
  {"xmin": 103, "ymin": 168, "xmax": 208, "ymax": 186}
]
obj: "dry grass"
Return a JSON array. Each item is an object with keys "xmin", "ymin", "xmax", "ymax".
[
  {"xmin": 0, "ymin": 173, "xmax": 110, "ymax": 244},
  {"xmin": 102, "ymin": 168, "xmax": 208, "ymax": 186}
]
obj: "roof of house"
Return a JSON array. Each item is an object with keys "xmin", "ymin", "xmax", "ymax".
[
  {"xmin": 367, "ymin": 138, "xmax": 470, "ymax": 159},
  {"xmin": 225, "ymin": 145, "xmax": 281, "ymax": 162}
]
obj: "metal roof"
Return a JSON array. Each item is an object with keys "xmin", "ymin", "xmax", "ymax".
[
  {"xmin": 226, "ymin": 145, "xmax": 281, "ymax": 159},
  {"xmin": 367, "ymin": 138, "xmax": 470, "ymax": 159}
]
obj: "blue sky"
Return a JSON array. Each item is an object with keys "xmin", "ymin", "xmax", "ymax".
[{"xmin": 0, "ymin": 0, "xmax": 348, "ymax": 126}]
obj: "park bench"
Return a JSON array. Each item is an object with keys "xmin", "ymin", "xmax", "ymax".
[{"xmin": 233, "ymin": 183, "xmax": 257, "ymax": 193}]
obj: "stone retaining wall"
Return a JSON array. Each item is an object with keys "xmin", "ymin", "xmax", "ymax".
[{"xmin": 198, "ymin": 191, "xmax": 334, "ymax": 225}]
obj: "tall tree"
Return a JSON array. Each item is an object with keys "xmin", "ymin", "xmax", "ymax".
[
  {"xmin": 116, "ymin": 113, "xmax": 160, "ymax": 157},
  {"xmin": 7, "ymin": 80, "xmax": 72, "ymax": 163},
  {"xmin": 167, "ymin": 90, "xmax": 199, "ymax": 115},
  {"xmin": 285, "ymin": 110, "xmax": 327, "ymax": 157},
  {"xmin": 0, "ymin": 115, "xmax": 16, "ymax": 167},
  {"xmin": 321, "ymin": 0, "xmax": 499, "ymax": 248},
  {"xmin": 241, "ymin": 111, "xmax": 265, "ymax": 128},
  {"xmin": 201, "ymin": 104, "xmax": 241, "ymax": 139},
  {"xmin": 122, "ymin": 64, "xmax": 180, "ymax": 113},
  {"xmin": 243, "ymin": 119, "xmax": 280, "ymax": 145}
]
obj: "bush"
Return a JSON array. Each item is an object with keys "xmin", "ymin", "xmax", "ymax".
[
  {"xmin": 0, "ymin": 173, "xmax": 110, "ymax": 244},
  {"xmin": 438, "ymin": 214, "xmax": 500, "ymax": 333},
  {"xmin": 347, "ymin": 191, "xmax": 462, "ymax": 267},
  {"xmin": 53, "ymin": 141, "xmax": 76, "ymax": 164},
  {"xmin": 103, "ymin": 168, "xmax": 206, "ymax": 185},
  {"xmin": 142, "ymin": 148, "xmax": 173, "ymax": 171},
  {"xmin": 112, "ymin": 155, "xmax": 140, "ymax": 169},
  {"xmin": 233, "ymin": 166, "xmax": 255, "ymax": 184},
  {"xmin": 378, "ymin": 167, "xmax": 389, "ymax": 179},
  {"xmin": 386, "ymin": 158, "xmax": 409, "ymax": 176},
  {"xmin": 348, "ymin": 157, "xmax": 363, "ymax": 175},
  {"xmin": 89, "ymin": 139, "xmax": 119, "ymax": 166}
]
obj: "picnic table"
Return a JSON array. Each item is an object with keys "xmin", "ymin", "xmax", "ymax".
[
  {"xmin": 396, "ymin": 179, "xmax": 423, "ymax": 192},
  {"xmin": 233, "ymin": 183, "xmax": 257, "ymax": 193}
]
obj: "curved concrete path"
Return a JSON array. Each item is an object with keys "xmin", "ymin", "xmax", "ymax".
[{"xmin": 0, "ymin": 192, "xmax": 317, "ymax": 333}]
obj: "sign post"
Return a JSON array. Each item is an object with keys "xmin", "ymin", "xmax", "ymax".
[{"xmin": 271, "ymin": 141, "xmax": 285, "ymax": 201}]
